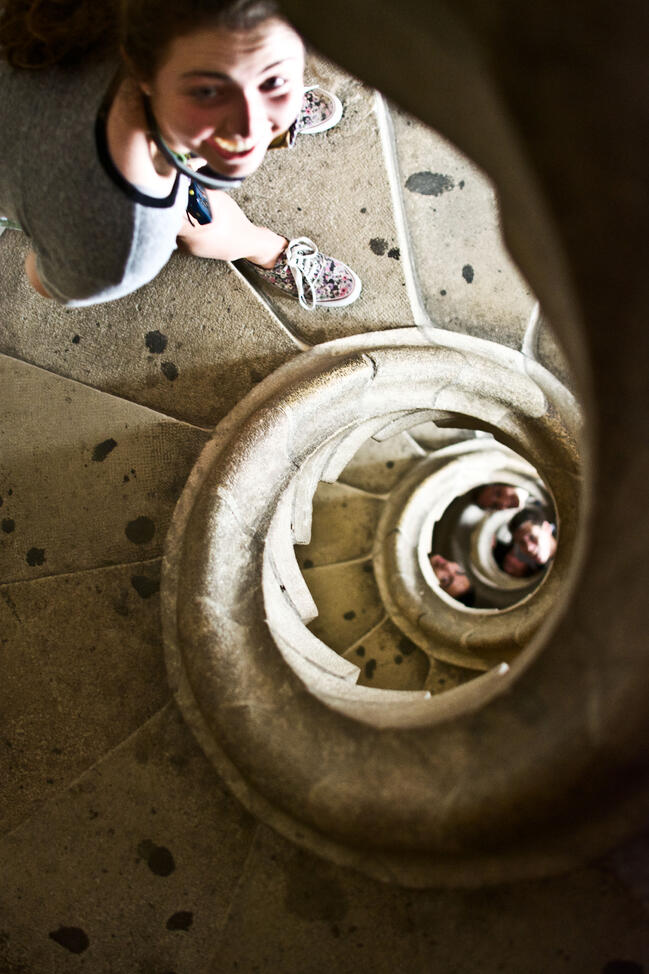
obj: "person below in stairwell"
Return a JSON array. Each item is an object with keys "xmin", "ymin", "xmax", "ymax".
[
  {"xmin": 428, "ymin": 554, "xmax": 476, "ymax": 607},
  {"xmin": 0, "ymin": 0, "xmax": 361, "ymax": 309},
  {"xmin": 474, "ymin": 482, "xmax": 521, "ymax": 511},
  {"xmin": 493, "ymin": 506, "xmax": 557, "ymax": 578}
]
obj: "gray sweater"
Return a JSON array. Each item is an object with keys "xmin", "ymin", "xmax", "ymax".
[{"xmin": 0, "ymin": 58, "xmax": 189, "ymax": 305}]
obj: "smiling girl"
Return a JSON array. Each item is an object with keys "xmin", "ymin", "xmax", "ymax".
[{"xmin": 0, "ymin": 0, "xmax": 361, "ymax": 308}]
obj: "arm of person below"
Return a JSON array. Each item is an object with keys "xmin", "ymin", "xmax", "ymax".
[{"xmin": 25, "ymin": 250, "xmax": 53, "ymax": 299}]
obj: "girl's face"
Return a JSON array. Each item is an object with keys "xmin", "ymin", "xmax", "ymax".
[{"xmin": 143, "ymin": 18, "xmax": 305, "ymax": 178}]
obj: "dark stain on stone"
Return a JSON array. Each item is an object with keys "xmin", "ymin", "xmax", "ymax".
[
  {"xmin": 399, "ymin": 636, "xmax": 416, "ymax": 656},
  {"xmin": 145, "ymin": 330, "xmax": 168, "ymax": 354},
  {"xmin": 360, "ymin": 207, "xmax": 367, "ymax": 213},
  {"xmin": 125, "ymin": 516, "xmax": 155, "ymax": 545},
  {"xmin": 459, "ymin": 180, "xmax": 465, "ymax": 189},
  {"xmin": 303, "ymin": 559, "xmax": 314, "ymax": 569},
  {"xmin": 48, "ymin": 926, "xmax": 89, "ymax": 954},
  {"xmin": 161, "ymin": 361, "xmax": 179, "ymax": 381},
  {"xmin": 355, "ymin": 645, "xmax": 365, "ymax": 657},
  {"xmin": 369, "ymin": 237, "xmax": 388, "ymax": 256},
  {"xmin": 394, "ymin": 655, "xmax": 403, "ymax": 664},
  {"xmin": 343, "ymin": 610, "xmax": 356, "ymax": 620},
  {"xmin": 138, "ymin": 840, "xmax": 176, "ymax": 876},
  {"xmin": 92, "ymin": 438, "xmax": 117, "ymax": 462},
  {"xmin": 386, "ymin": 460, "xmax": 395, "ymax": 468},
  {"xmin": 602, "ymin": 964, "xmax": 645, "ymax": 974},
  {"xmin": 405, "ymin": 171, "xmax": 455, "ymax": 196},
  {"xmin": 365, "ymin": 659, "xmax": 377, "ymax": 679},
  {"xmin": 2, "ymin": 518, "xmax": 15, "ymax": 533},
  {"xmin": 26, "ymin": 547, "xmax": 45, "ymax": 567},
  {"xmin": 131, "ymin": 575, "xmax": 160, "ymax": 599},
  {"xmin": 462, "ymin": 264, "xmax": 474, "ymax": 283},
  {"xmin": 284, "ymin": 849, "xmax": 349, "ymax": 922},
  {"xmin": 112, "ymin": 589, "xmax": 130, "ymax": 618},
  {"xmin": 166, "ymin": 911, "xmax": 193, "ymax": 931},
  {"xmin": 387, "ymin": 247, "xmax": 400, "ymax": 260},
  {"xmin": 72, "ymin": 334, "xmax": 81, "ymax": 344},
  {"xmin": 440, "ymin": 289, "xmax": 447, "ymax": 295}
]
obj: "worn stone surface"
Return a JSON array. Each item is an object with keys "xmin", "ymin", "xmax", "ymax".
[
  {"xmin": 0, "ymin": 356, "xmax": 207, "ymax": 581},
  {"xmin": 231, "ymin": 54, "xmax": 414, "ymax": 344},
  {"xmin": 303, "ymin": 558, "xmax": 385, "ymax": 653},
  {"xmin": 295, "ymin": 481, "xmax": 385, "ymax": 568},
  {"xmin": 0, "ymin": 560, "xmax": 166, "ymax": 835},
  {"xmin": 213, "ymin": 824, "xmax": 649, "ymax": 974},
  {"xmin": 0, "ymin": 704, "xmax": 256, "ymax": 974},
  {"xmin": 0, "ymin": 232, "xmax": 299, "ymax": 428}
]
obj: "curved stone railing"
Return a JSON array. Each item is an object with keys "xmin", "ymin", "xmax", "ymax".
[
  {"xmin": 162, "ymin": 326, "xmax": 591, "ymax": 886},
  {"xmin": 372, "ymin": 438, "xmax": 559, "ymax": 671}
]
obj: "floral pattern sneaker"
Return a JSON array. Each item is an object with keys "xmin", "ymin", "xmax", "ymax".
[
  {"xmin": 247, "ymin": 237, "xmax": 361, "ymax": 310},
  {"xmin": 295, "ymin": 86, "xmax": 343, "ymax": 136},
  {"xmin": 270, "ymin": 87, "xmax": 344, "ymax": 149}
]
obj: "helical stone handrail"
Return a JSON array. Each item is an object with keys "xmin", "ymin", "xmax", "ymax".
[
  {"xmin": 160, "ymin": 327, "xmax": 606, "ymax": 887},
  {"xmin": 372, "ymin": 438, "xmax": 556, "ymax": 670}
]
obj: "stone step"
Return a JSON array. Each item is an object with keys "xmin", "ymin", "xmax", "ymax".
[
  {"xmin": 230, "ymin": 57, "xmax": 414, "ymax": 347},
  {"xmin": 336, "ymin": 428, "xmax": 427, "ymax": 494},
  {"xmin": 0, "ymin": 559, "xmax": 167, "ymax": 836},
  {"xmin": 295, "ymin": 481, "xmax": 385, "ymax": 569},
  {"xmin": 0, "ymin": 231, "xmax": 300, "ymax": 429},
  {"xmin": 0, "ymin": 703, "xmax": 255, "ymax": 974},
  {"xmin": 303, "ymin": 560, "xmax": 385, "ymax": 655},
  {"xmin": 0, "ymin": 355, "xmax": 207, "ymax": 582}
]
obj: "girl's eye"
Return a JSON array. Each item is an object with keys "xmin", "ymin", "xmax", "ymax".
[
  {"xmin": 259, "ymin": 75, "xmax": 288, "ymax": 93},
  {"xmin": 189, "ymin": 85, "xmax": 227, "ymax": 101}
]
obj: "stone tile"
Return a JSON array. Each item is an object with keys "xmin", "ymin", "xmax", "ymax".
[
  {"xmin": 0, "ymin": 560, "xmax": 167, "ymax": 835},
  {"xmin": 210, "ymin": 825, "xmax": 419, "ymax": 974},
  {"xmin": 0, "ymin": 356, "xmax": 207, "ymax": 582},
  {"xmin": 337, "ymin": 430, "xmax": 426, "ymax": 494},
  {"xmin": 304, "ymin": 560, "xmax": 385, "ymax": 653},
  {"xmin": 342, "ymin": 616, "xmax": 430, "ymax": 691},
  {"xmin": 0, "ymin": 703, "xmax": 256, "ymax": 974},
  {"xmin": 391, "ymin": 105, "xmax": 537, "ymax": 350},
  {"xmin": 231, "ymin": 55, "xmax": 414, "ymax": 345},
  {"xmin": 295, "ymin": 481, "xmax": 385, "ymax": 568},
  {"xmin": 0, "ymin": 232, "xmax": 299, "ymax": 428}
]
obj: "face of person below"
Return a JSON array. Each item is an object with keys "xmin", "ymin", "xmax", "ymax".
[
  {"xmin": 143, "ymin": 19, "xmax": 305, "ymax": 178},
  {"xmin": 429, "ymin": 555, "xmax": 471, "ymax": 599},
  {"xmin": 476, "ymin": 484, "xmax": 521, "ymax": 510},
  {"xmin": 513, "ymin": 521, "xmax": 556, "ymax": 565}
]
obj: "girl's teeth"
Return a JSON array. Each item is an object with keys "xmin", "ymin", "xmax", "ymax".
[{"xmin": 214, "ymin": 137, "xmax": 254, "ymax": 152}]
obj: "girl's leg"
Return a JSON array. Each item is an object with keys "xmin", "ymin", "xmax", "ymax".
[{"xmin": 177, "ymin": 190, "xmax": 286, "ymax": 268}]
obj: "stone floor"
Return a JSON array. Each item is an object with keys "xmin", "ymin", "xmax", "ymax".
[{"xmin": 1, "ymin": 52, "xmax": 647, "ymax": 974}]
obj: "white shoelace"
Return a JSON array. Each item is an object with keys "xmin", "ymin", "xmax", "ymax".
[{"xmin": 285, "ymin": 237, "xmax": 324, "ymax": 310}]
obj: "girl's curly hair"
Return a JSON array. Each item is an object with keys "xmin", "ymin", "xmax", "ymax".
[{"xmin": 0, "ymin": 0, "xmax": 280, "ymax": 74}]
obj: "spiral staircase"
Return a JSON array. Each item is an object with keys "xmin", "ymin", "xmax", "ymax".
[{"xmin": 2, "ymin": 2, "xmax": 649, "ymax": 970}]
